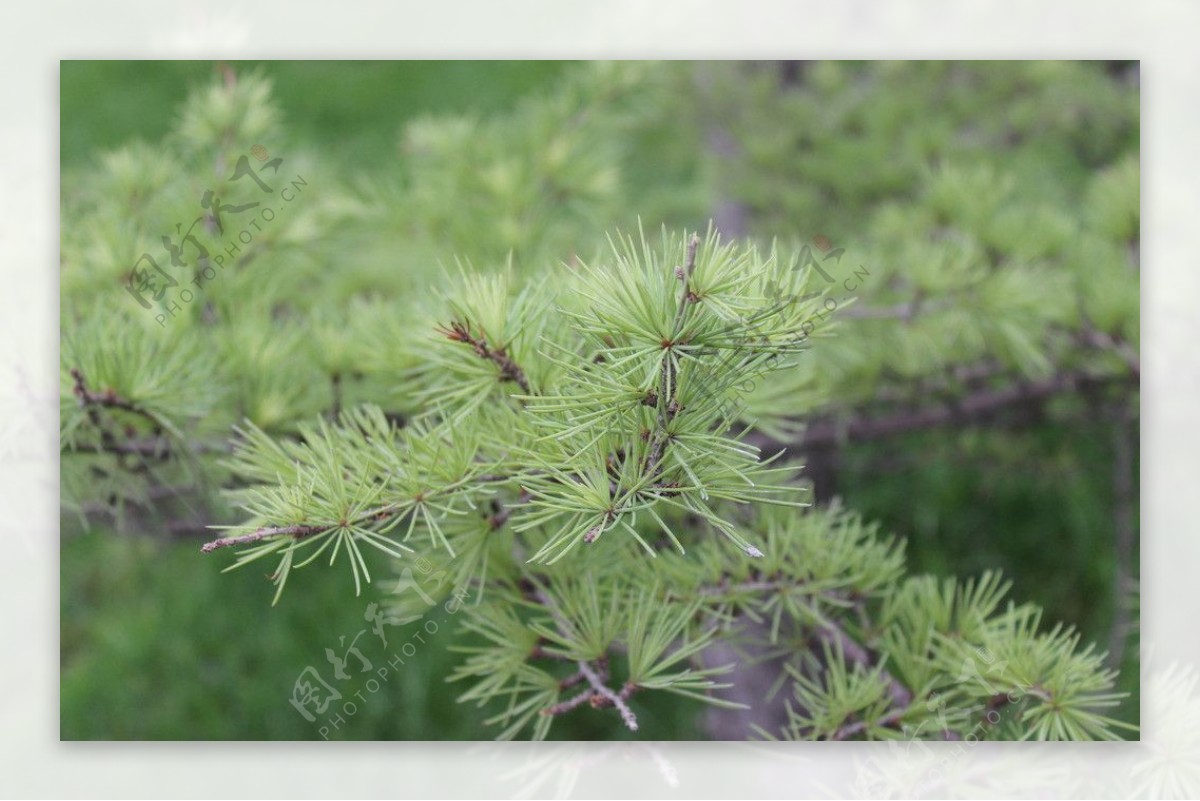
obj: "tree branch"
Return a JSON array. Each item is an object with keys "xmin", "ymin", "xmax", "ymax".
[
  {"xmin": 1079, "ymin": 327, "xmax": 1140, "ymax": 378},
  {"xmin": 696, "ymin": 572, "xmax": 915, "ymax": 739},
  {"xmin": 785, "ymin": 369, "xmax": 1135, "ymax": 452},
  {"xmin": 530, "ymin": 586, "xmax": 640, "ymax": 731},
  {"xmin": 643, "ymin": 233, "xmax": 701, "ymax": 480},
  {"xmin": 671, "ymin": 233, "xmax": 701, "ymax": 331},
  {"xmin": 733, "ymin": 584, "xmax": 912, "ymax": 709},
  {"xmin": 67, "ymin": 436, "xmax": 229, "ymax": 458},
  {"xmin": 200, "ymin": 504, "xmax": 401, "ymax": 553},
  {"xmin": 578, "ymin": 660, "xmax": 639, "ymax": 731},
  {"xmin": 437, "ymin": 319, "xmax": 531, "ymax": 394},
  {"xmin": 816, "ymin": 617, "xmax": 912, "ymax": 710},
  {"xmin": 70, "ymin": 368, "xmax": 166, "ymax": 431},
  {"xmin": 838, "ymin": 296, "xmax": 946, "ymax": 321},
  {"xmin": 542, "ymin": 687, "xmax": 594, "ymax": 717},
  {"xmin": 200, "ymin": 523, "xmax": 328, "ymax": 553}
]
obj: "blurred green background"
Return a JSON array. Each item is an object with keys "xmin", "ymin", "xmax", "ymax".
[{"xmin": 60, "ymin": 61, "xmax": 1138, "ymax": 740}]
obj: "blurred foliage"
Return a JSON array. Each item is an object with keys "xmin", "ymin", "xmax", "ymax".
[
  {"xmin": 60, "ymin": 61, "xmax": 571, "ymax": 168},
  {"xmin": 688, "ymin": 61, "xmax": 1139, "ymax": 701}
]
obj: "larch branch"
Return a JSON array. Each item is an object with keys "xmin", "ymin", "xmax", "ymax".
[{"xmin": 437, "ymin": 319, "xmax": 531, "ymax": 394}]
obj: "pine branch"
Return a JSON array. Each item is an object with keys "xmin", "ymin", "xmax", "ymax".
[
  {"xmin": 542, "ymin": 686, "xmax": 593, "ymax": 717},
  {"xmin": 67, "ymin": 367, "xmax": 214, "ymax": 487},
  {"xmin": 530, "ymin": 585, "xmax": 640, "ymax": 731},
  {"xmin": 577, "ymin": 659, "xmax": 639, "ymax": 731},
  {"xmin": 486, "ymin": 488, "xmax": 531, "ymax": 532},
  {"xmin": 671, "ymin": 233, "xmax": 701, "ymax": 331},
  {"xmin": 436, "ymin": 319, "xmax": 531, "ymax": 393},
  {"xmin": 839, "ymin": 296, "xmax": 944, "ymax": 321},
  {"xmin": 70, "ymin": 368, "xmax": 166, "ymax": 431},
  {"xmin": 329, "ymin": 371, "xmax": 344, "ymax": 419},
  {"xmin": 69, "ymin": 439, "xmax": 173, "ymax": 459},
  {"xmin": 200, "ymin": 523, "xmax": 328, "ymax": 553},
  {"xmin": 695, "ymin": 565, "xmax": 919, "ymax": 740},
  {"xmin": 697, "ymin": 578, "xmax": 796, "ymax": 596},
  {"xmin": 62, "ymin": 61, "xmax": 1137, "ymax": 744},
  {"xmin": 643, "ymin": 233, "xmax": 700, "ymax": 480},
  {"xmin": 200, "ymin": 503, "xmax": 401, "ymax": 553},
  {"xmin": 815, "ymin": 616, "xmax": 912, "ymax": 710}
]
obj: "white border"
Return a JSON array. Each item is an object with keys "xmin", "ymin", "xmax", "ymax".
[{"xmin": 2, "ymin": 1, "xmax": 1190, "ymax": 797}]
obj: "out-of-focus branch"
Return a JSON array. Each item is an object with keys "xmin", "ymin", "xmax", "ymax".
[
  {"xmin": 67, "ymin": 436, "xmax": 229, "ymax": 458},
  {"xmin": 70, "ymin": 368, "xmax": 165, "ymax": 431},
  {"xmin": 765, "ymin": 369, "xmax": 1136, "ymax": 453}
]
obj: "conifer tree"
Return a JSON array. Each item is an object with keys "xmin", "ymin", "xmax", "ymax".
[{"xmin": 61, "ymin": 61, "xmax": 1138, "ymax": 740}]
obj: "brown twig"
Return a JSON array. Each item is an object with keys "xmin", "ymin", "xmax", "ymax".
[
  {"xmin": 329, "ymin": 371, "xmax": 343, "ymax": 419},
  {"xmin": 816, "ymin": 618, "xmax": 912, "ymax": 710},
  {"xmin": 437, "ymin": 319, "xmax": 531, "ymax": 394},
  {"xmin": 200, "ymin": 504, "xmax": 402, "ymax": 553},
  {"xmin": 577, "ymin": 660, "xmax": 639, "ymax": 731},
  {"xmin": 68, "ymin": 367, "xmax": 196, "ymax": 481},
  {"xmin": 486, "ymin": 487, "xmax": 531, "ymax": 532},
  {"xmin": 531, "ymin": 586, "xmax": 640, "ymax": 731},
  {"xmin": 839, "ymin": 297, "xmax": 945, "ymax": 322},
  {"xmin": 696, "ymin": 578, "xmax": 795, "ymax": 597},
  {"xmin": 542, "ymin": 687, "xmax": 594, "ymax": 717},
  {"xmin": 200, "ymin": 523, "xmax": 329, "ymax": 553},
  {"xmin": 70, "ymin": 368, "xmax": 164, "ymax": 430},
  {"xmin": 701, "ymin": 573, "xmax": 912, "ymax": 707},
  {"xmin": 671, "ymin": 233, "xmax": 701, "ymax": 331}
]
